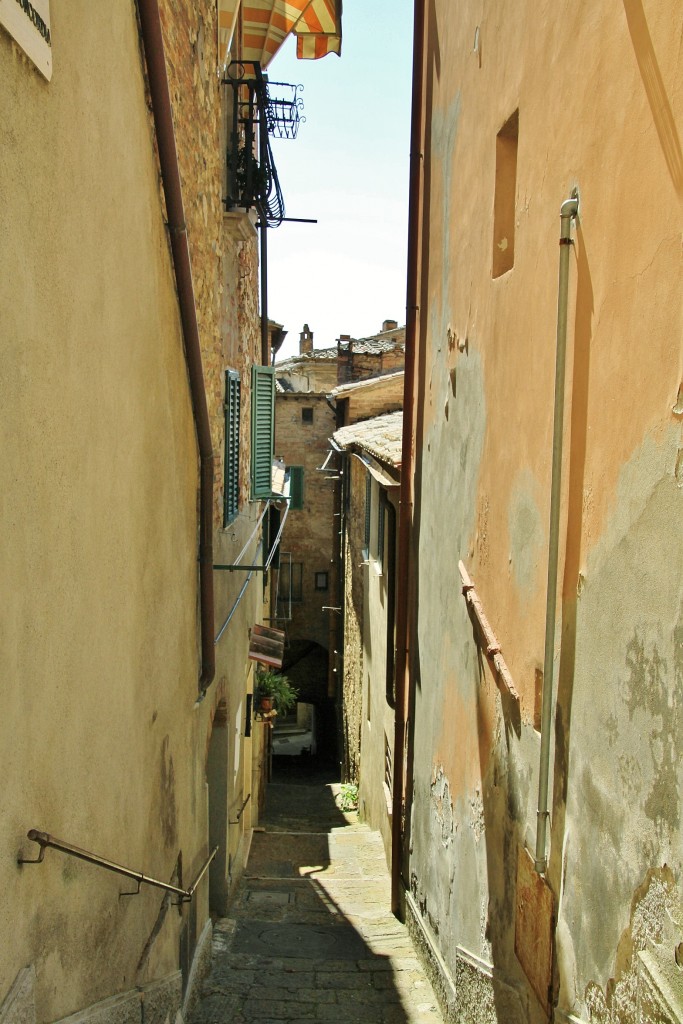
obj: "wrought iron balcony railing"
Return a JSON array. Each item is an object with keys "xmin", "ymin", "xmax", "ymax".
[{"xmin": 223, "ymin": 61, "xmax": 302, "ymax": 228}]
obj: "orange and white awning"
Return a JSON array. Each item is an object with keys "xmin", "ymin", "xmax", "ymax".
[{"xmin": 219, "ymin": 0, "xmax": 341, "ymax": 69}]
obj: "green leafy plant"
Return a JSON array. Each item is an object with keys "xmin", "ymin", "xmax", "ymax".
[
  {"xmin": 255, "ymin": 669, "xmax": 298, "ymax": 716},
  {"xmin": 231, "ymin": 145, "xmax": 268, "ymax": 206},
  {"xmin": 339, "ymin": 783, "xmax": 358, "ymax": 812}
]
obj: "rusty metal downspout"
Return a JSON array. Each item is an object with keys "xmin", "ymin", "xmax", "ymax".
[
  {"xmin": 391, "ymin": 0, "xmax": 425, "ymax": 917},
  {"xmin": 137, "ymin": 0, "xmax": 215, "ymax": 694}
]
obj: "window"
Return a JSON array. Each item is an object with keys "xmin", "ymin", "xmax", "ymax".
[
  {"xmin": 280, "ymin": 561, "xmax": 303, "ymax": 602},
  {"xmin": 302, "ymin": 407, "xmax": 313, "ymax": 423},
  {"xmin": 223, "ymin": 370, "xmax": 240, "ymax": 526},
  {"xmin": 375, "ymin": 491, "xmax": 386, "ymax": 572},
  {"xmin": 492, "ymin": 109, "xmax": 519, "ymax": 278},
  {"xmin": 363, "ymin": 472, "xmax": 372, "ymax": 554},
  {"xmin": 287, "ymin": 466, "xmax": 304, "ymax": 510},
  {"xmin": 384, "ymin": 734, "xmax": 393, "ymax": 815},
  {"xmin": 250, "ymin": 365, "xmax": 275, "ymax": 498},
  {"xmin": 315, "ymin": 571, "xmax": 328, "ymax": 591}
]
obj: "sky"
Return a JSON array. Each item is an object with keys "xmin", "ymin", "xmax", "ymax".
[{"xmin": 265, "ymin": 0, "xmax": 414, "ymax": 361}]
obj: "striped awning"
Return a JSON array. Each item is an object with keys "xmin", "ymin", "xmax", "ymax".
[{"xmin": 219, "ymin": 0, "xmax": 341, "ymax": 69}]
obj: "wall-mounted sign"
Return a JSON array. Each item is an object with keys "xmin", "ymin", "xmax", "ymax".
[{"xmin": 0, "ymin": 0, "xmax": 52, "ymax": 80}]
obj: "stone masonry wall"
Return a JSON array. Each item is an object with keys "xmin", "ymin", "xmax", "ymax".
[
  {"xmin": 345, "ymin": 376, "xmax": 404, "ymax": 425},
  {"xmin": 274, "ymin": 394, "xmax": 337, "ymax": 656},
  {"xmin": 341, "ymin": 455, "xmax": 366, "ymax": 783},
  {"xmin": 158, "ymin": 1, "xmax": 260, "ymax": 526}
]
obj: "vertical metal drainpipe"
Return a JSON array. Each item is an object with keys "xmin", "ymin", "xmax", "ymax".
[
  {"xmin": 391, "ymin": 0, "xmax": 426, "ymax": 916},
  {"xmin": 535, "ymin": 192, "xmax": 579, "ymax": 873},
  {"xmin": 259, "ymin": 101, "xmax": 269, "ymax": 367},
  {"xmin": 137, "ymin": 0, "xmax": 216, "ymax": 694}
]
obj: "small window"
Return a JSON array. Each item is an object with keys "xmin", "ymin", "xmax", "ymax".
[
  {"xmin": 315, "ymin": 571, "xmax": 328, "ymax": 591},
  {"xmin": 223, "ymin": 370, "xmax": 240, "ymax": 526},
  {"xmin": 384, "ymin": 734, "xmax": 393, "ymax": 792},
  {"xmin": 492, "ymin": 109, "xmax": 519, "ymax": 278},
  {"xmin": 384, "ymin": 735, "xmax": 393, "ymax": 815},
  {"xmin": 287, "ymin": 466, "xmax": 304, "ymax": 510},
  {"xmin": 302, "ymin": 407, "xmax": 313, "ymax": 423}
]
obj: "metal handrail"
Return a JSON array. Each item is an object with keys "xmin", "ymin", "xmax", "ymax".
[
  {"xmin": 458, "ymin": 561, "xmax": 519, "ymax": 700},
  {"xmin": 18, "ymin": 829, "xmax": 217, "ymax": 902},
  {"xmin": 214, "ymin": 500, "xmax": 290, "ymax": 643},
  {"xmin": 229, "ymin": 793, "xmax": 251, "ymax": 825}
]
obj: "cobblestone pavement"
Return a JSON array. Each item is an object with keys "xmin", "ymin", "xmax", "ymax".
[{"xmin": 191, "ymin": 763, "xmax": 443, "ymax": 1024}]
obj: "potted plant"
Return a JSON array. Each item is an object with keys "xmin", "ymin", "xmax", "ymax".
[
  {"xmin": 230, "ymin": 145, "xmax": 269, "ymax": 208},
  {"xmin": 254, "ymin": 670, "xmax": 298, "ymax": 717}
]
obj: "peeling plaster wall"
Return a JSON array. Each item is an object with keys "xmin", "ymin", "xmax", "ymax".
[{"xmin": 408, "ymin": 2, "xmax": 683, "ymax": 1022}]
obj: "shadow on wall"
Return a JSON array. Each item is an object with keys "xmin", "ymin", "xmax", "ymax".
[{"xmin": 622, "ymin": 0, "xmax": 683, "ymax": 197}]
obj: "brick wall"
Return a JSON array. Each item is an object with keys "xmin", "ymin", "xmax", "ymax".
[
  {"xmin": 274, "ymin": 394, "xmax": 337, "ymax": 655},
  {"xmin": 344, "ymin": 376, "xmax": 404, "ymax": 424},
  {"xmin": 158, "ymin": 0, "xmax": 261, "ymax": 527}
]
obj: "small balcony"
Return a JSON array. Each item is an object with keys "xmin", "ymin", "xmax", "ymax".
[{"xmin": 223, "ymin": 62, "xmax": 303, "ymax": 228}]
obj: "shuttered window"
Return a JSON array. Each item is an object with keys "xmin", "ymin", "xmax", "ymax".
[
  {"xmin": 287, "ymin": 466, "xmax": 304, "ymax": 510},
  {"xmin": 250, "ymin": 365, "xmax": 275, "ymax": 499},
  {"xmin": 223, "ymin": 370, "xmax": 240, "ymax": 526},
  {"xmin": 364, "ymin": 472, "xmax": 372, "ymax": 553},
  {"xmin": 376, "ymin": 490, "xmax": 386, "ymax": 571}
]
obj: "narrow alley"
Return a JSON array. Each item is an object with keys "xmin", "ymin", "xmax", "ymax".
[{"xmin": 190, "ymin": 762, "xmax": 443, "ymax": 1024}]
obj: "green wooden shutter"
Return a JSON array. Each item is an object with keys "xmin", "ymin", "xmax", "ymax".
[
  {"xmin": 288, "ymin": 466, "xmax": 304, "ymax": 509},
  {"xmin": 224, "ymin": 370, "xmax": 240, "ymax": 525},
  {"xmin": 364, "ymin": 472, "xmax": 372, "ymax": 550},
  {"xmin": 251, "ymin": 365, "xmax": 275, "ymax": 498},
  {"xmin": 377, "ymin": 490, "xmax": 386, "ymax": 569}
]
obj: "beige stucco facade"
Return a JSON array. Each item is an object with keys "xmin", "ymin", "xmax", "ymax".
[
  {"xmin": 1, "ymin": 5, "xmax": 269, "ymax": 1024},
  {"xmin": 402, "ymin": 2, "xmax": 683, "ymax": 1023}
]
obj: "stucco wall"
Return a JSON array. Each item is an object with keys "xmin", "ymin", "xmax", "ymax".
[
  {"xmin": 1, "ymin": 4, "xmax": 265, "ymax": 1022},
  {"xmin": 358, "ymin": 479, "xmax": 398, "ymax": 867},
  {"xmin": 1, "ymin": 4, "xmax": 200, "ymax": 1018},
  {"xmin": 341, "ymin": 374, "xmax": 405, "ymax": 426},
  {"xmin": 407, "ymin": 2, "xmax": 683, "ymax": 1022}
]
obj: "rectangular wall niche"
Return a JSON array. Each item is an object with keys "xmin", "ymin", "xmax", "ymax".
[{"xmin": 492, "ymin": 109, "xmax": 519, "ymax": 278}]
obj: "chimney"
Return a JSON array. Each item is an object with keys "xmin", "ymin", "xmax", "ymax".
[
  {"xmin": 299, "ymin": 323, "xmax": 313, "ymax": 354},
  {"xmin": 382, "ymin": 319, "xmax": 398, "ymax": 333}
]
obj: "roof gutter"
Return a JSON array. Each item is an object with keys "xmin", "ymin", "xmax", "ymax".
[
  {"xmin": 391, "ymin": 0, "xmax": 425, "ymax": 916},
  {"xmin": 137, "ymin": 0, "xmax": 215, "ymax": 694}
]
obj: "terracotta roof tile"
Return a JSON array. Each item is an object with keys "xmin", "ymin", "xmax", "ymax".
[{"xmin": 332, "ymin": 411, "xmax": 403, "ymax": 468}]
